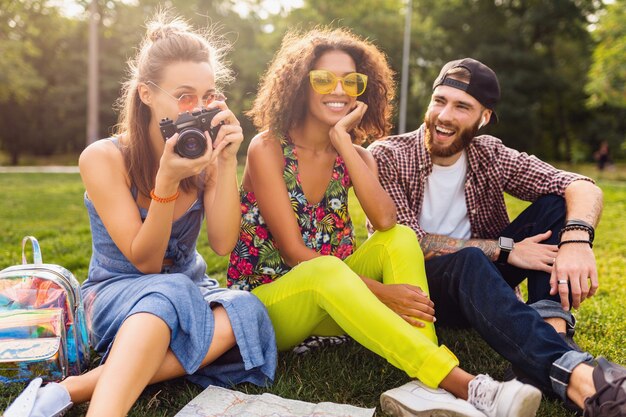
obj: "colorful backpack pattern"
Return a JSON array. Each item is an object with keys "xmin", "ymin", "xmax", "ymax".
[{"xmin": 0, "ymin": 236, "xmax": 90, "ymax": 383}]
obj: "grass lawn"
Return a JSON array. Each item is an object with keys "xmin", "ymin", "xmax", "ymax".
[{"xmin": 1, "ymin": 164, "xmax": 625, "ymax": 416}]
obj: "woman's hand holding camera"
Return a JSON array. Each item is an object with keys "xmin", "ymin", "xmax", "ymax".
[
  {"xmin": 157, "ymin": 101, "xmax": 242, "ymax": 185},
  {"xmin": 207, "ymin": 100, "xmax": 243, "ymax": 164},
  {"xmin": 157, "ymin": 131, "xmax": 215, "ymax": 191}
]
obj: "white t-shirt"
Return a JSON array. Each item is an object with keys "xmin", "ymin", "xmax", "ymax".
[{"xmin": 420, "ymin": 151, "xmax": 471, "ymax": 239}]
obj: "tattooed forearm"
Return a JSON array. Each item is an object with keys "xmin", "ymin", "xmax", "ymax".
[
  {"xmin": 420, "ymin": 234, "xmax": 499, "ymax": 261},
  {"xmin": 565, "ymin": 180, "xmax": 604, "ymax": 227},
  {"xmin": 586, "ymin": 197, "xmax": 603, "ymax": 227}
]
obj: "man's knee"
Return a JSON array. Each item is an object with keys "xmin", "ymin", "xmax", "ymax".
[{"xmin": 532, "ymin": 194, "xmax": 565, "ymax": 213}]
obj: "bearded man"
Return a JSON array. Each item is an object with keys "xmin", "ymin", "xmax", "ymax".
[{"xmin": 369, "ymin": 58, "xmax": 626, "ymax": 415}]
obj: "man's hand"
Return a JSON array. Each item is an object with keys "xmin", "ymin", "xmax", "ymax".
[
  {"xmin": 507, "ymin": 230, "xmax": 558, "ymax": 273},
  {"xmin": 367, "ymin": 281, "xmax": 435, "ymax": 327},
  {"xmin": 550, "ymin": 241, "xmax": 598, "ymax": 310}
]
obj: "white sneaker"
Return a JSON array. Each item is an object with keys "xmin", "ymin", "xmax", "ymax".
[
  {"xmin": 468, "ymin": 374, "xmax": 541, "ymax": 417},
  {"xmin": 380, "ymin": 380, "xmax": 487, "ymax": 417},
  {"xmin": 4, "ymin": 378, "xmax": 73, "ymax": 417}
]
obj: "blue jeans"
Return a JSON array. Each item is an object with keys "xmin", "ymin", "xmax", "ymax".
[
  {"xmin": 425, "ymin": 247, "xmax": 591, "ymax": 401},
  {"xmin": 497, "ymin": 194, "xmax": 565, "ymax": 304}
]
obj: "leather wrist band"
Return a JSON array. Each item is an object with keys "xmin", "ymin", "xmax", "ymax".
[
  {"xmin": 558, "ymin": 239, "xmax": 593, "ymax": 249},
  {"xmin": 561, "ymin": 219, "xmax": 595, "ymax": 243},
  {"xmin": 558, "ymin": 224, "xmax": 595, "ymax": 243},
  {"xmin": 150, "ymin": 188, "xmax": 180, "ymax": 203}
]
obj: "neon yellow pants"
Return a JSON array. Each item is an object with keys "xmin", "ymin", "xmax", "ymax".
[{"xmin": 252, "ymin": 224, "xmax": 459, "ymax": 387}]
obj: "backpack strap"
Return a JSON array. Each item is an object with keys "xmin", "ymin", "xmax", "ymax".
[{"xmin": 21, "ymin": 236, "xmax": 43, "ymax": 265}]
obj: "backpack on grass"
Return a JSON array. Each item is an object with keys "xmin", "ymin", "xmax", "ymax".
[{"xmin": 0, "ymin": 236, "xmax": 89, "ymax": 383}]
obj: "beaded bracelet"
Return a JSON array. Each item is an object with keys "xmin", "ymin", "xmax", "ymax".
[
  {"xmin": 558, "ymin": 224, "xmax": 595, "ymax": 243},
  {"xmin": 150, "ymin": 188, "xmax": 180, "ymax": 203},
  {"xmin": 558, "ymin": 239, "xmax": 593, "ymax": 249}
]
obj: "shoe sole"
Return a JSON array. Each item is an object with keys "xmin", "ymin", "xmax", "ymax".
[
  {"xmin": 380, "ymin": 394, "xmax": 483, "ymax": 417},
  {"xmin": 504, "ymin": 385, "xmax": 542, "ymax": 417}
]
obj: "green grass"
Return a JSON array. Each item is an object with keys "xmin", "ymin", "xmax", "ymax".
[{"xmin": 1, "ymin": 165, "xmax": 625, "ymax": 416}]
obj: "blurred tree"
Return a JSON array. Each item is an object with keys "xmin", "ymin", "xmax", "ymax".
[
  {"xmin": 410, "ymin": 0, "xmax": 600, "ymax": 161},
  {"xmin": 1, "ymin": 0, "xmax": 622, "ymax": 164},
  {"xmin": 0, "ymin": 1, "xmax": 86, "ymax": 165},
  {"xmin": 0, "ymin": 0, "xmax": 45, "ymax": 103},
  {"xmin": 585, "ymin": 0, "xmax": 626, "ymax": 159},
  {"xmin": 586, "ymin": 0, "xmax": 626, "ymax": 109}
]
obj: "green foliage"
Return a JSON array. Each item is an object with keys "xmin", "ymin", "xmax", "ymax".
[
  {"xmin": 410, "ymin": 0, "xmax": 602, "ymax": 161},
  {"xmin": 2, "ymin": 0, "xmax": 625, "ymax": 165},
  {"xmin": 0, "ymin": 0, "xmax": 46, "ymax": 103},
  {"xmin": 0, "ymin": 1, "xmax": 86, "ymax": 165},
  {"xmin": 586, "ymin": 0, "xmax": 626, "ymax": 109},
  {"xmin": 1, "ymin": 168, "xmax": 625, "ymax": 416}
]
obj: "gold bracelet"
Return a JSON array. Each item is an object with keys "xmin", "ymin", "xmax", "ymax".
[{"xmin": 150, "ymin": 188, "xmax": 179, "ymax": 203}]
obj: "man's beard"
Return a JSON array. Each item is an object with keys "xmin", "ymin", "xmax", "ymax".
[{"xmin": 424, "ymin": 114, "xmax": 479, "ymax": 158}]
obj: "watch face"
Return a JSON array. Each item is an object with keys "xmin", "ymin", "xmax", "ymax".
[{"xmin": 499, "ymin": 237, "xmax": 514, "ymax": 251}]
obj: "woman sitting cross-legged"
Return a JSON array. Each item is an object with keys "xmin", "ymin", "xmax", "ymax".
[{"xmin": 226, "ymin": 27, "xmax": 542, "ymax": 417}]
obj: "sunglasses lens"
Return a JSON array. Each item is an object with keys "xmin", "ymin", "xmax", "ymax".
[
  {"xmin": 178, "ymin": 94, "xmax": 198, "ymax": 112},
  {"xmin": 310, "ymin": 71, "xmax": 336, "ymax": 94},
  {"xmin": 202, "ymin": 92, "xmax": 226, "ymax": 107},
  {"xmin": 343, "ymin": 73, "xmax": 367, "ymax": 97},
  {"xmin": 309, "ymin": 71, "xmax": 367, "ymax": 97}
]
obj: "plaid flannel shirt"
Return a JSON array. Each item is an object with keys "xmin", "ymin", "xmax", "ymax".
[{"xmin": 369, "ymin": 124, "xmax": 593, "ymax": 239}]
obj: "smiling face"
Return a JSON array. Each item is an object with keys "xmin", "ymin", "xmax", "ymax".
[
  {"xmin": 425, "ymin": 84, "xmax": 491, "ymax": 163},
  {"xmin": 305, "ymin": 50, "xmax": 358, "ymax": 128}
]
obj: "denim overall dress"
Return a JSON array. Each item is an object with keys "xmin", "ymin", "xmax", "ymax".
[{"xmin": 80, "ymin": 139, "xmax": 276, "ymax": 388}]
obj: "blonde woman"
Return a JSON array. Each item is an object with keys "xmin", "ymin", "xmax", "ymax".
[{"xmin": 5, "ymin": 13, "xmax": 275, "ymax": 417}]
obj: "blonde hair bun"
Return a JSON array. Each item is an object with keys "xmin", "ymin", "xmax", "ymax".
[{"xmin": 146, "ymin": 14, "xmax": 191, "ymax": 43}]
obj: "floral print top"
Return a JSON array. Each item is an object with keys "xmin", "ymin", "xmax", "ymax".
[{"xmin": 227, "ymin": 139, "xmax": 355, "ymax": 291}]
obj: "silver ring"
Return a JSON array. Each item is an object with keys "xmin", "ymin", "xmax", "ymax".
[{"xmin": 557, "ymin": 279, "xmax": 568, "ymax": 285}]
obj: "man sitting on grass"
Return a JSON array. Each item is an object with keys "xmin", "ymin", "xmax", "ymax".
[{"xmin": 370, "ymin": 57, "xmax": 626, "ymax": 415}]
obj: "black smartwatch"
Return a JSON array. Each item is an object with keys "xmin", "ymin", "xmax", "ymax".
[{"xmin": 497, "ymin": 237, "xmax": 515, "ymax": 264}]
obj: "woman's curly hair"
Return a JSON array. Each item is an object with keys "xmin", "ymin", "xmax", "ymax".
[{"xmin": 247, "ymin": 27, "xmax": 395, "ymax": 144}]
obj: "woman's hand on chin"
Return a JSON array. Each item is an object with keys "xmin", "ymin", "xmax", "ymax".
[{"xmin": 329, "ymin": 101, "xmax": 367, "ymax": 151}]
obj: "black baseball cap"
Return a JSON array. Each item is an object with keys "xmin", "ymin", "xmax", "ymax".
[{"xmin": 432, "ymin": 58, "xmax": 500, "ymax": 124}]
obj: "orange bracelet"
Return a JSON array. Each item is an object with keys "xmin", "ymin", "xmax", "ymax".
[{"xmin": 150, "ymin": 188, "xmax": 179, "ymax": 203}]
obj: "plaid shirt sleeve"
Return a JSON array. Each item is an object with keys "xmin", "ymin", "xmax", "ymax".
[
  {"xmin": 495, "ymin": 142, "xmax": 594, "ymax": 201},
  {"xmin": 369, "ymin": 140, "xmax": 427, "ymax": 238}
]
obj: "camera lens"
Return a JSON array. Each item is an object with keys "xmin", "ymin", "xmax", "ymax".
[{"xmin": 175, "ymin": 128, "xmax": 207, "ymax": 159}]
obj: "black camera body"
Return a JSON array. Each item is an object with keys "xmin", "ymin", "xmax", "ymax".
[{"xmin": 159, "ymin": 108, "xmax": 222, "ymax": 159}]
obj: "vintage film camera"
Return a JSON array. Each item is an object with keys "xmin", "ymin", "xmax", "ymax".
[{"xmin": 159, "ymin": 108, "xmax": 222, "ymax": 158}]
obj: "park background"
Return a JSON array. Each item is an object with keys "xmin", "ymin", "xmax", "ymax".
[{"xmin": 1, "ymin": 0, "xmax": 625, "ymax": 416}]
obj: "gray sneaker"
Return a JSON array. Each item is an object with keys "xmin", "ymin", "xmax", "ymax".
[
  {"xmin": 584, "ymin": 357, "xmax": 626, "ymax": 416},
  {"xmin": 380, "ymin": 380, "xmax": 487, "ymax": 417},
  {"xmin": 468, "ymin": 374, "xmax": 541, "ymax": 417}
]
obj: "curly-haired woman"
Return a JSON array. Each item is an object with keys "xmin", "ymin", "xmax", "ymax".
[{"xmin": 226, "ymin": 27, "xmax": 541, "ymax": 417}]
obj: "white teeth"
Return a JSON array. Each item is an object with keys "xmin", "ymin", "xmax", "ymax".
[
  {"xmin": 325, "ymin": 102, "xmax": 346, "ymax": 108},
  {"xmin": 436, "ymin": 126, "xmax": 454, "ymax": 134}
]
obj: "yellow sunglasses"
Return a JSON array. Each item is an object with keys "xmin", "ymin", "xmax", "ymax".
[{"xmin": 309, "ymin": 70, "xmax": 368, "ymax": 97}]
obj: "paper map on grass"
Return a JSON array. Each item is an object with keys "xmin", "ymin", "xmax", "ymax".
[{"xmin": 174, "ymin": 385, "xmax": 375, "ymax": 417}]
